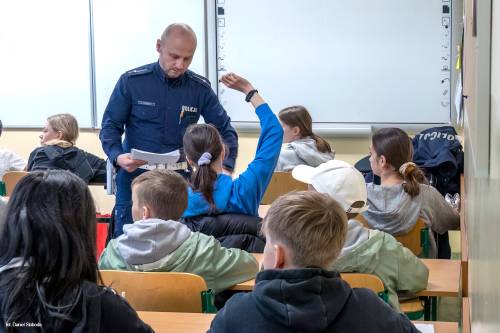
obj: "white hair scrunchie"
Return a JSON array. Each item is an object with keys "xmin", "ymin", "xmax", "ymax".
[
  {"xmin": 197, "ymin": 152, "xmax": 212, "ymax": 166},
  {"xmin": 399, "ymin": 161, "xmax": 416, "ymax": 175}
]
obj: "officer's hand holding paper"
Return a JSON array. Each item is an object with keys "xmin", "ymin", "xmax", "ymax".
[{"xmin": 116, "ymin": 153, "xmax": 147, "ymax": 173}]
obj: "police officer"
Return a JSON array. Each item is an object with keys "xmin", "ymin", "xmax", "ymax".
[{"xmin": 100, "ymin": 23, "xmax": 238, "ymax": 237}]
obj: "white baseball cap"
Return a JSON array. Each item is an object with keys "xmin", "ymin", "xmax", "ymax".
[{"xmin": 292, "ymin": 160, "xmax": 368, "ymax": 214}]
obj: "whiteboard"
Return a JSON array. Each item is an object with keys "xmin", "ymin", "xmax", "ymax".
[
  {"xmin": 215, "ymin": 0, "xmax": 453, "ymax": 125},
  {"xmin": 0, "ymin": 0, "xmax": 92, "ymax": 128},
  {"xmin": 93, "ymin": 0, "xmax": 206, "ymax": 128}
]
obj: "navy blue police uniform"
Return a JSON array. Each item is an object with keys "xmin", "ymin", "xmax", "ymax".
[{"xmin": 100, "ymin": 61, "xmax": 238, "ymax": 237}]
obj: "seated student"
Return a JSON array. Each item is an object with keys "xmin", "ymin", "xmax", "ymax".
[
  {"xmin": 99, "ymin": 169, "xmax": 258, "ymax": 294},
  {"xmin": 209, "ymin": 191, "xmax": 419, "ymax": 333},
  {"xmin": 292, "ymin": 160, "xmax": 429, "ymax": 310},
  {"xmin": 0, "ymin": 170, "xmax": 152, "ymax": 332},
  {"xmin": 363, "ymin": 128, "xmax": 460, "ymax": 258},
  {"xmin": 27, "ymin": 113, "xmax": 106, "ymax": 184},
  {"xmin": 275, "ymin": 105, "xmax": 334, "ymax": 171},
  {"xmin": 181, "ymin": 72, "xmax": 283, "ymax": 218},
  {"xmin": 0, "ymin": 119, "xmax": 26, "ymax": 179}
]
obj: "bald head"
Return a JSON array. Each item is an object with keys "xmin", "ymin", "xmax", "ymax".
[
  {"xmin": 160, "ymin": 23, "xmax": 197, "ymax": 47},
  {"xmin": 156, "ymin": 23, "xmax": 197, "ymax": 78}
]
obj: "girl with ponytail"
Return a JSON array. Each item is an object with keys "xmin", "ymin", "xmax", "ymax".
[
  {"xmin": 182, "ymin": 73, "xmax": 283, "ymax": 217},
  {"xmin": 275, "ymin": 106, "xmax": 335, "ymax": 171},
  {"xmin": 362, "ymin": 128, "xmax": 459, "ymax": 258}
]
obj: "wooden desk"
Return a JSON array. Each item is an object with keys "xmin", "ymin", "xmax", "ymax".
[
  {"xmin": 460, "ymin": 174, "xmax": 469, "ymax": 297},
  {"xmin": 232, "ymin": 255, "xmax": 461, "ymax": 297},
  {"xmin": 462, "ymin": 297, "xmax": 470, "ymax": 333},
  {"xmin": 138, "ymin": 312, "xmax": 457, "ymax": 333},
  {"xmin": 416, "ymin": 259, "xmax": 461, "ymax": 297},
  {"xmin": 138, "ymin": 312, "xmax": 215, "ymax": 333}
]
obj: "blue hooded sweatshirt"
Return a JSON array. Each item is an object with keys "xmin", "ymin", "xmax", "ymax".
[{"xmin": 182, "ymin": 103, "xmax": 283, "ymax": 218}]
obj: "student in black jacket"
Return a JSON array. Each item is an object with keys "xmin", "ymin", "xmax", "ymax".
[
  {"xmin": 27, "ymin": 113, "xmax": 106, "ymax": 184},
  {"xmin": 0, "ymin": 170, "xmax": 152, "ymax": 332},
  {"xmin": 209, "ymin": 191, "xmax": 419, "ymax": 333}
]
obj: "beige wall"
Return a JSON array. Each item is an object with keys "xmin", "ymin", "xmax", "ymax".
[
  {"xmin": 464, "ymin": 1, "xmax": 500, "ymax": 332},
  {"xmin": 490, "ymin": 1, "xmax": 500, "ymax": 180},
  {"xmin": 1, "ymin": 129, "xmax": 369, "ymax": 213}
]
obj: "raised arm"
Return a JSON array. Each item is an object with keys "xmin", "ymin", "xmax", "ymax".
[
  {"xmin": 199, "ymin": 84, "xmax": 239, "ymax": 171},
  {"xmin": 220, "ymin": 73, "xmax": 284, "ymax": 216}
]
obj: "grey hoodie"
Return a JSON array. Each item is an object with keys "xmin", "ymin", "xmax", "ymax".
[
  {"xmin": 363, "ymin": 183, "xmax": 460, "ymax": 258},
  {"xmin": 275, "ymin": 137, "xmax": 335, "ymax": 171},
  {"xmin": 116, "ymin": 218, "xmax": 191, "ymax": 265},
  {"xmin": 339, "ymin": 219, "xmax": 370, "ymax": 257}
]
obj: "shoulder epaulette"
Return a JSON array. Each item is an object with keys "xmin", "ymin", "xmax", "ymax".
[
  {"xmin": 187, "ymin": 71, "xmax": 212, "ymax": 89},
  {"xmin": 126, "ymin": 67, "xmax": 153, "ymax": 77}
]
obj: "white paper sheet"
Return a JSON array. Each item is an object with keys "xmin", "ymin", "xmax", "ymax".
[
  {"xmin": 131, "ymin": 149, "xmax": 180, "ymax": 166},
  {"xmin": 414, "ymin": 323, "xmax": 435, "ymax": 333}
]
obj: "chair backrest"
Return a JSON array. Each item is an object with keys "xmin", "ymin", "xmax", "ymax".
[
  {"xmin": 354, "ymin": 215, "xmax": 428, "ymax": 257},
  {"xmin": 99, "ymin": 271, "xmax": 208, "ymax": 312},
  {"xmin": 394, "ymin": 218, "xmax": 428, "ymax": 257},
  {"xmin": 261, "ymin": 172, "xmax": 308, "ymax": 204},
  {"xmin": 340, "ymin": 273, "xmax": 385, "ymax": 293},
  {"xmin": 353, "ymin": 214, "xmax": 370, "ymax": 228},
  {"xmin": 341, "ymin": 273, "xmax": 388, "ymax": 302},
  {"xmin": 2, "ymin": 171, "xmax": 29, "ymax": 196}
]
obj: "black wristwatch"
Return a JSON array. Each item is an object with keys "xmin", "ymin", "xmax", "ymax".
[{"xmin": 245, "ymin": 89, "xmax": 258, "ymax": 102}]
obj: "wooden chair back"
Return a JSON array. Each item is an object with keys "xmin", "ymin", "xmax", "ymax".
[
  {"xmin": 394, "ymin": 218, "xmax": 428, "ymax": 257},
  {"xmin": 2, "ymin": 171, "xmax": 29, "ymax": 196},
  {"xmin": 261, "ymin": 172, "xmax": 308, "ymax": 204},
  {"xmin": 99, "ymin": 271, "xmax": 208, "ymax": 312},
  {"xmin": 340, "ymin": 273, "xmax": 385, "ymax": 294},
  {"xmin": 354, "ymin": 215, "xmax": 428, "ymax": 257}
]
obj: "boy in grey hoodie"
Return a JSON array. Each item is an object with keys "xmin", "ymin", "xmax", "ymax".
[
  {"xmin": 99, "ymin": 170, "xmax": 258, "ymax": 293},
  {"xmin": 292, "ymin": 160, "xmax": 429, "ymax": 310}
]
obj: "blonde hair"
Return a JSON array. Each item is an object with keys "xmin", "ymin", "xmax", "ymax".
[
  {"xmin": 263, "ymin": 191, "xmax": 348, "ymax": 268},
  {"xmin": 47, "ymin": 113, "xmax": 79, "ymax": 144},
  {"xmin": 132, "ymin": 170, "xmax": 188, "ymax": 220}
]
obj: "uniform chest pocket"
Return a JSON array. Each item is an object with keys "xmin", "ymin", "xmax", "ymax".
[
  {"xmin": 132, "ymin": 103, "xmax": 159, "ymax": 122},
  {"xmin": 180, "ymin": 109, "xmax": 200, "ymax": 127}
]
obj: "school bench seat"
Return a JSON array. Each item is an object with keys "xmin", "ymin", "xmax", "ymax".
[{"xmin": 99, "ymin": 271, "xmax": 214, "ymax": 313}]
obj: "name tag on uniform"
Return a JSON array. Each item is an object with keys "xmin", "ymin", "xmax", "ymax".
[
  {"xmin": 137, "ymin": 100, "xmax": 156, "ymax": 107},
  {"xmin": 181, "ymin": 105, "xmax": 198, "ymax": 113}
]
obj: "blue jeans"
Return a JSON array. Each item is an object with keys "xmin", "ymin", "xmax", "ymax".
[{"xmin": 113, "ymin": 168, "xmax": 147, "ymax": 238}]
